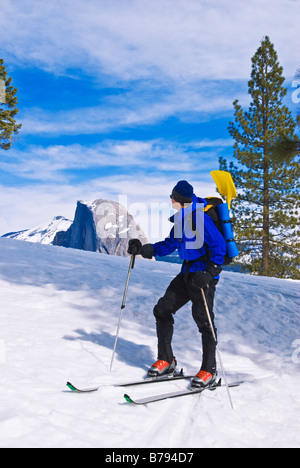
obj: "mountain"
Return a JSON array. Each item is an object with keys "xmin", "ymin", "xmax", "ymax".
[
  {"xmin": 2, "ymin": 198, "xmax": 148, "ymax": 257},
  {"xmin": 53, "ymin": 199, "xmax": 148, "ymax": 256},
  {"xmin": 0, "ymin": 237, "xmax": 299, "ymax": 448},
  {"xmin": 2, "ymin": 216, "xmax": 72, "ymax": 244}
]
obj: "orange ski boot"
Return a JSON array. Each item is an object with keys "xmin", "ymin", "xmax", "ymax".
[
  {"xmin": 147, "ymin": 358, "xmax": 177, "ymax": 377},
  {"xmin": 191, "ymin": 370, "xmax": 217, "ymax": 389}
]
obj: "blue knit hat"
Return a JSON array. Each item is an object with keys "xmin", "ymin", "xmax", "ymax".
[{"xmin": 171, "ymin": 180, "xmax": 194, "ymax": 203}]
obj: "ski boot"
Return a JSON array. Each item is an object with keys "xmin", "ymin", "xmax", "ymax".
[
  {"xmin": 191, "ymin": 370, "xmax": 217, "ymax": 389},
  {"xmin": 147, "ymin": 357, "xmax": 177, "ymax": 378}
]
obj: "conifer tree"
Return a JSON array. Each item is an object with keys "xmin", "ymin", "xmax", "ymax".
[
  {"xmin": 220, "ymin": 36, "xmax": 300, "ymax": 279},
  {"xmin": 0, "ymin": 59, "xmax": 22, "ymax": 150},
  {"xmin": 271, "ymin": 67, "xmax": 300, "ymax": 161}
]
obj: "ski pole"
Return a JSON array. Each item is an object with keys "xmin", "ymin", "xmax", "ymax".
[
  {"xmin": 200, "ymin": 288, "xmax": 234, "ymax": 410},
  {"xmin": 110, "ymin": 254, "xmax": 136, "ymax": 372}
]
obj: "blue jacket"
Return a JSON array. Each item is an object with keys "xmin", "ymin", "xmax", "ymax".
[{"xmin": 152, "ymin": 194, "xmax": 226, "ymax": 273}]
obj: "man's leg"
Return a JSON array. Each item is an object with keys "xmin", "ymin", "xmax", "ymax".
[
  {"xmin": 153, "ymin": 273, "xmax": 189, "ymax": 364},
  {"xmin": 190, "ymin": 279, "xmax": 218, "ymax": 375}
]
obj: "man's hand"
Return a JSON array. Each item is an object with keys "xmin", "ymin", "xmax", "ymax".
[
  {"xmin": 127, "ymin": 239, "xmax": 155, "ymax": 259},
  {"xmin": 191, "ymin": 262, "xmax": 222, "ymax": 290},
  {"xmin": 127, "ymin": 239, "xmax": 142, "ymax": 255},
  {"xmin": 140, "ymin": 244, "xmax": 155, "ymax": 259},
  {"xmin": 191, "ymin": 271, "xmax": 213, "ymax": 290}
]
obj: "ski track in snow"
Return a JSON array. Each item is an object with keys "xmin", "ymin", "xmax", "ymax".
[{"xmin": 0, "ymin": 238, "xmax": 299, "ymax": 448}]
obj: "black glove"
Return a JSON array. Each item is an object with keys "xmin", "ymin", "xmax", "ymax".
[
  {"xmin": 141, "ymin": 243, "xmax": 155, "ymax": 259},
  {"xmin": 191, "ymin": 271, "xmax": 213, "ymax": 290},
  {"xmin": 128, "ymin": 238, "xmax": 142, "ymax": 255},
  {"xmin": 191, "ymin": 262, "xmax": 222, "ymax": 290}
]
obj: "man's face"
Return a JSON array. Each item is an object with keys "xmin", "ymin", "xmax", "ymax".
[{"xmin": 171, "ymin": 197, "xmax": 182, "ymax": 212}]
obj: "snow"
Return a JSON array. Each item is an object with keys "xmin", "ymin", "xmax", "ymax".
[
  {"xmin": 2, "ymin": 216, "xmax": 72, "ymax": 244},
  {"xmin": 0, "ymin": 237, "xmax": 299, "ymax": 448}
]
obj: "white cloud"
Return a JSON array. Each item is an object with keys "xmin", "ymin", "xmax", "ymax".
[
  {"xmin": 17, "ymin": 78, "xmax": 252, "ymax": 140},
  {"xmin": 0, "ymin": 184, "xmax": 77, "ymax": 236},
  {"xmin": 0, "ymin": 137, "xmax": 231, "ymax": 183},
  {"xmin": 2, "ymin": 0, "xmax": 296, "ymax": 140},
  {"xmin": 1, "ymin": 0, "xmax": 297, "ymax": 238},
  {"xmin": 0, "ymin": 168, "xmax": 218, "ymax": 239},
  {"xmin": 1, "ymin": 0, "xmax": 298, "ymax": 83},
  {"xmin": 18, "ymin": 84, "xmax": 245, "ymax": 137},
  {"xmin": 1, "ymin": 0, "xmax": 295, "ymax": 140},
  {"xmin": 0, "ymin": 134, "xmax": 223, "ymax": 240}
]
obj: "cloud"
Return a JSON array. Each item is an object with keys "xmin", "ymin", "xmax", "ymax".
[
  {"xmin": 2, "ymin": 0, "xmax": 295, "ymax": 140},
  {"xmin": 18, "ymin": 78, "xmax": 251, "ymax": 138},
  {"xmin": 0, "ymin": 137, "xmax": 232, "ymax": 183},
  {"xmin": 2, "ymin": 0, "xmax": 296, "ymax": 141},
  {"xmin": 0, "ymin": 172, "xmax": 218, "ymax": 240},
  {"xmin": 1, "ymin": 0, "xmax": 297, "ymax": 239},
  {"xmin": 0, "ymin": 135, "xmax": 226, "ymax": 238},
  {"xmin": 1, "ymin": 0, "xmax": 298, "ymax": 83},
  {"xmin": 0, "ymin": 183, "xmax": 76, "ymax": 235}
]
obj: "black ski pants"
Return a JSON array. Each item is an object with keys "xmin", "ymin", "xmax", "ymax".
[{"xmin": 153, "ymin": 272, "xmax": 218, "ymax": 374}]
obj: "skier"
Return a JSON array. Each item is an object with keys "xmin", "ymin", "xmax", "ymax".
[{"xmin": 128, "ymin": 180, "xmax": 226, "ymax": 389}]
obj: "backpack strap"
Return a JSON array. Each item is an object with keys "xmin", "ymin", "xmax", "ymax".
[{"xmin": 181, "ymin": 249, "xmax": 210, "ymax": 280}]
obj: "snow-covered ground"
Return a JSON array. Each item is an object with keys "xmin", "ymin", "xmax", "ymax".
[{"xmin": 0, "ymin": 237, "xmax": 299, "ymax": 448}]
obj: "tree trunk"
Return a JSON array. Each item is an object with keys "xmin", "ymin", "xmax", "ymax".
[{"xmin": 262, "ymin": 161, "xmax": 270, "ymax": 275}]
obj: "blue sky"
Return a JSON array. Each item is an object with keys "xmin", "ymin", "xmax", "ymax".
[{"xmin": 0, "ymin": 0, "xmax": 299, "ymax": 239}]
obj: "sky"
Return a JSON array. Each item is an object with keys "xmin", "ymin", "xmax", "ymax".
[{"xmin": 0, "ymin": 0, "xmax": 299, "ymax": 240}]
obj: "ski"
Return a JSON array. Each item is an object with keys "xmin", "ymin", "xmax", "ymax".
[
  {"xmin": 66, "ymin": 370, "xmax": 194, "ymax": 393},
  {"xmin": 124, "ymin": 379, "xmax": 242, "ymax": 405},
  {"xmin": 66, "ymin": 382, "xmax": 99, "ymax": 393},
  {"xmin": 119, "ymin": 370, "xmax": 195, "ymax": 388}
]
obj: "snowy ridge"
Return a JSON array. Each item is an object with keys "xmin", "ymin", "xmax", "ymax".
[
  {"xmin": 0, "ymin": 238, "xmax": 299, "ymax": 448},
  {"xmin": 2, "ymin": 216, "xmax": 72, "ymax": 244}
]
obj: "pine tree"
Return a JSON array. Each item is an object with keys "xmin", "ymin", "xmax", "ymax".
[
  {"xmin": 271, "ymin": 67, "xmax": 300, "ymax": 161},
  {"xmin": 220, "ymin": 36, "xmax": 300, "ymax": 279},
  {"xmin": 0, "ymin": 58, "xmax": 22, "ymax": 150}
]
